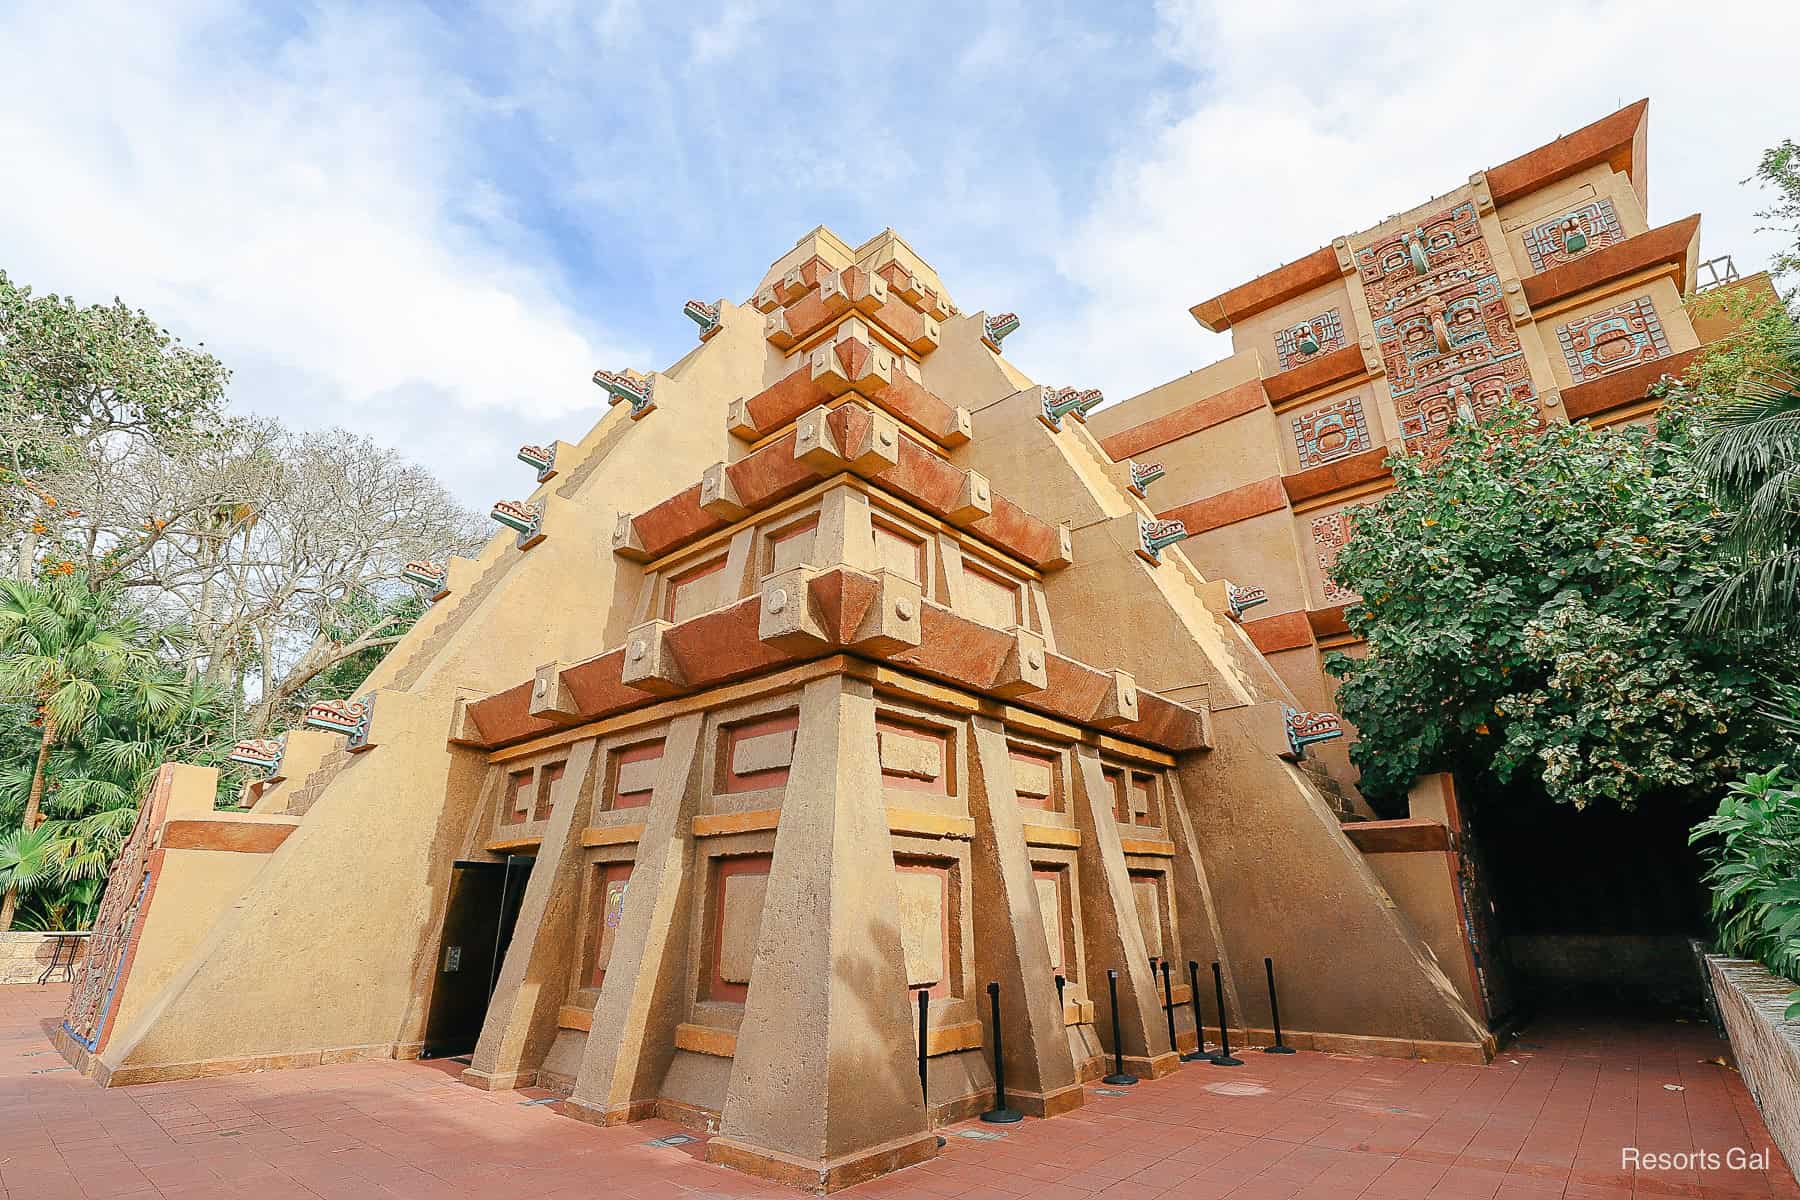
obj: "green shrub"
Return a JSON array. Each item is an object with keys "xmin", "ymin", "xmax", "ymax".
[{"xmin": 1690, "ymin": 767, "xmax": 1800, "ymax": 1019}]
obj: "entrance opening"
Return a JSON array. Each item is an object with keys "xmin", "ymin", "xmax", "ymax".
[
  {"xmin": 1466, "ymin": 791, "xmax": 1711, "ymax": 1020},
  {"xmin": 420, "ymin": 855, "xmax": 534, "ymax": 1059}
]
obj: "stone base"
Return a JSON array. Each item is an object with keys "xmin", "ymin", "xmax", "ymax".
[
  {"xmin": 1121, "ymin": 1050, "xmax": 1181, "ymax": 1079},
  {"xmin": 81, "ymin": 1042, "xmax": 402, "ymax": 1087},
  {"xmin": 1008, "ymin": 1080, "xmax": 1086, "ymax": 1117},
  {"xmin": 460, "ymin": 1066, "xmax": 536, "ymax": 1091},
  {"xmin": 1236, "ymin": 1026, "xmax": 1493, "ymax": 1065},
  {"xmin": 1708, "ymin": 955, "xmax": 1800, "ymax": 1172},
  {"xmin": 558, "ymin": 1095, "xmax": 721, "ymax": 1133},
  {"xmin": 706, "ymin": 1129, "xmax": 938, "ymax": 1193}
]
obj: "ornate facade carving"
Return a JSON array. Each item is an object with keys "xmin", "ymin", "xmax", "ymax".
[
  {"xmin": 1126, "ymin": 460, "xmax": 1164, "ymax": 498},
  {"xmin": 592, "ymin": 369, "xmax": 657, "ymax": 419},
  {"xmin": 302, "ymin": 696, "xmax": 373, "ymax": 750},
  {"xmin": 1357, "ymin": 200, "xmax": 1533, "ymax": 456},
  {"xmin": 1555, "ymin": 296, "xmax": 1670, "ymax": 381},
  {"xmin": 402, "ymin": 559, "xmax": 449, "ymax": 598},
  {"xmin": 1521, "ymin": 198, "xmax": 1624, "ymax": 273},
  {"xmin": 1274, "ymin": 308, "xmax": 1346, "ymax": 371},
  {"xmin": 1226, "ymin": 584, "xmax": 1268, "ymax": 620},
  {"xmin": 227, "ymin": 737, "xmax": 284, "ymax": 773},
  {"xmin": 1291, "ymin": 392, "xmax": 1372, "ymax": 469},
  {"xmin": 517, "ymin": 443, "xmax": 556, "ymax": 482},
  {"xmin": 491, "ymin": 499, "xmax": 544, "ymax": 547},
  {"xmin": 1038, "ymin": 386, "xmax": 1103, "ymax": 431},
  {"xmin": 1284, "ymin": 707, "xmax": 1344, "ymax": 756},
  {"xmin": 1309, "ymin": 509, "xmax": 1357, "ymax": 606},
  {"xmin": 683, "ymin": 299, "xmax": 721, "ymax": 340},
  {"xmin": 1135, "ymin": 516, "xmax": 1189, "ymax": 564},
  {"xmin": 981, "ymin": 311, "xmax": 1020, "ymax": 352}
]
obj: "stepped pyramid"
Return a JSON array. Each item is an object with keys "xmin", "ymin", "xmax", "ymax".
[{"xmin": 55, "ymin": 225, "xmax": 1486, "ymax": 1192}]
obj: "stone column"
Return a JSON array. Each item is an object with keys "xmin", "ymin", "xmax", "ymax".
[
  {"xmin": 564, "ymin": 713, "xmax": 706, "ymax": 1123},
  {"xmin": 1071, "ymin": 746, "xmax": 1179, "ymax": 1078},
  {"xmin": 966, "ymin": 716, "xmax": 1082, "ymax": 1116},
  {"xmin": 708, "ymin": 675, "xmax": 934, "ymax": 1192},
  {"xmin": 464, "ymin": 739, "xmax": 599, "ymax": 1089}
]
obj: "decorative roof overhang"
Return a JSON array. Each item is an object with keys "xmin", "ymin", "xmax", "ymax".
[
  {"xmin": 1521, "ymin": 214, "xmax": 1700, "ymax": 311},
  {"xmin": 452, "ymin": 565, "xmax": 1208, "ymax": 754},
  {"xmin": 615, "ymin": 399, "xmax": 1070, "ymax": 571},
  {"xmin": 1189, "ymin": 100, "xmax": 1650, "ymax": 332}
]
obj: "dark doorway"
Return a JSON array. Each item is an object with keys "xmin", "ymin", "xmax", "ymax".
[
  {"xmin": 420, "ymin": 856, "xmax": 534, "ymax": 1059},
  {"xmin": 1466, "ymin": 789, "xmax": 1711, "ymax": 1018}
]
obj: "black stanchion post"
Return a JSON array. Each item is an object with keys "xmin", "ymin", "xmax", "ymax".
[
  {"xmin": 980, "ymin": 982, "xmax": 1023, "ymax": 1123},
  {"xmin": 1263, "ymin": 957, "xmax": 1295, "ymax": 1054},
  {"xmin": 917, "ymin": 988, "xmax": 929, "ymax": 1104},
  {"xmin": 1182, "ymin": 960, "xmax": 1213, "ymax": 1062},
  {"xmin": 918, "ymin": 988, "xmax": 947, "ymax": 1146},
  {"xmin": 1102, "ymin": 969, "xmax": 1138, "ymax": 1085},
  {"xmin": 1159, "ymin": 960, "xmax": 1179, "ymax": 1057},
  {"xmin": 1211, "ymin": 961, "xmax": 1243, "ymax": 1066}
]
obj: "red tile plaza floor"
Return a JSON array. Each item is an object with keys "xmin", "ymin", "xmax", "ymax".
[{"xmin": 3, "ymin": 985, "xmax": 1792, "ymax": 1199}]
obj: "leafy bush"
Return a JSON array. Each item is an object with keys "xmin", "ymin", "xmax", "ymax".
[
  {"xmin": 1690, "ymin": 767, "xmax": 1800, "ymax": 1019},
  {"xmin": 1325, "ymin": 402, "xmax": 1788, "ymax": 808}
]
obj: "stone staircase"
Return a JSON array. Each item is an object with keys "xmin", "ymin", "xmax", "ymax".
[
  {"xmin": 283, "ymin": 747, "xmax": 355, "ymax": 818},
  {"xmin": 1300, "ymin": 758, "xmax": 1364, "ymax": 821},
  {"xmin": 389, "ymin": 547, "xmax": 517, "ymax": 691}
]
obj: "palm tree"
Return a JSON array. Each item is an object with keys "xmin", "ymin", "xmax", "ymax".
[
  {"xmin": 0, "ymin": 825, "xmax": 65, "ymax": 924},
  {"xmin": 0, "ymin": 575, "xmax": 167, "ymax": 928},
  {"xmin": 1692, "ymin": 318, "xmax": 1800, "ymax": 635}
]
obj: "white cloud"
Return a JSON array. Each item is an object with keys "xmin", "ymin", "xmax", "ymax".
[
  {"xmin": 1030, "ymin": 0, "xmax": 1800, "ymax": 404},
  {"xmin": 3, "ymin": 0, "xmax": 1791, "ymax": 511},
  {"xmin": 689, "ymin": 1, "xmax": 758, "ymax": 66},
  {"xmin": 0, "ymin": 1, "xmax": 638, "ymax": 506}
]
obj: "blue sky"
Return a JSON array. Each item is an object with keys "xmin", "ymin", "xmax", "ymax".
[{"xmin": 3, "ymin": 1, "xmax": 1795, "ymax": 508}]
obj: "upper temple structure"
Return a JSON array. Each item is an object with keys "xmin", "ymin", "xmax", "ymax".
[{"xmin": 50, "ymin": 101, "xmax": 1778, "ymax": 1192}]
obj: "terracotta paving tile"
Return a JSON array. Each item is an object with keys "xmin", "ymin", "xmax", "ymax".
[{"xmin": 1, "ymin": 987, "xmax": 1795, "ymax": 1199}]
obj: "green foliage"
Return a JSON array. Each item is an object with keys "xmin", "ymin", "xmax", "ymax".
[
  {"xmin": 1690, "ymin": 768, "xmax": 1800, "ymax": 1019},
  {"xmin": 1325, "ymin": 403, "xmax": 1789, "ymax": 810},
  {"xmin": 0, "ymin": 269, "xmax": 228, "ymax": 457},
  {"xmin": 1674, "ymin": 311, "xmax": 1800, "ymax": 636},
  {"xmin": 0, "ymin": 574, "xmax": 168, "ymax": 754},
  {"xmin": 1748, "ymin": 138, "xmax": 1800, "ymax": 287}
]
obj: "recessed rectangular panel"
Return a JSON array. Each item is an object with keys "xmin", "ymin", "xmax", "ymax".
[
  {"xmin": 895, "ymin": 865, "xmax": 947, "ymax": 991},
  {"xmin": 1130, "ymin": 773, "xmax": 1157, "ymax": 826},
  {"xmin": 1132, "ymin": 873, "xmax": 1164, "ymax": 962},
  {"xmin": 533, "ymin": 761, "xmax": 566, "ymax": 823},
  {"xmin": 961, "ymin": 560, "xmax": 1022, "ymax": 629},
  {"xmin": 722, "ymin": 713, "xmax": 799, "ymax": 793},
  {"xmin": 767, "ymin": 516, "xmax": 819, "ymax": 576},
  {"xmin": 1104, "ymin": 767, "xmax": 1128, "ymax": 823},
  {"xmin": 665, "ymin": 555, "xmax": 728, "ymax": 623},
  {"xmin": 1032, "ymin": 869, "xmax": 1064, "ymax": 974},
  {"xmin": 708, "ymin": 854, "xmax": 773, "ymax": 1002},
  {"xmin": 871, "ymin": 518, "xmax": 925, "ymax": 583},
  {"xmin": 610, "ymin": 739, "xmax": 665, "ymax": 810},
  {"xmin": 1009, "ymin": 747, "xmax": 1057, "ymax": 811},
  {"xmin": 503, "ymin": 768, "xmax": 533, "ymax": 825},
  {"xmin": 589, "ymin": 861, "xmax": 634, "ymax": 988},
  {"xmin": 877, "ymin": 718, "xmax": 948, "ymax": 794}
]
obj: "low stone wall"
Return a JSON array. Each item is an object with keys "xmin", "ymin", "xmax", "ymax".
[
  {"xmin": 0, "ymin": 931, "xmax": 87, "ymax": 984},
  {"xmin": 1708, "ymin": 956, "xmax": 1800, "ymax": 1171}
]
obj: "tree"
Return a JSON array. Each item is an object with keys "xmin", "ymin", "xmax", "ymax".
[
  {"xmin": 1, "ymin": 270, "xmax": 229, "ymax": 580},
  {"xmin": 1747, "ymin": 138, "xmax": 1800, "ymax": 288},
  {"xmin": 0, "ymin": 574, "xmax": 178, "ymax": 928},
  {"xmin": 1682, "ymin": 315, "xmax": 1800, "ymax": 637},
  {"xmin": 1324, "ymin": 404, "xmax": 1790, "ymax": 810}
]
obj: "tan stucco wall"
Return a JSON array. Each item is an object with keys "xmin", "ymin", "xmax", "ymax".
[{"xmin": 1360, "ymin": 850, "xmax": 1481, "ymax": 1015}]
